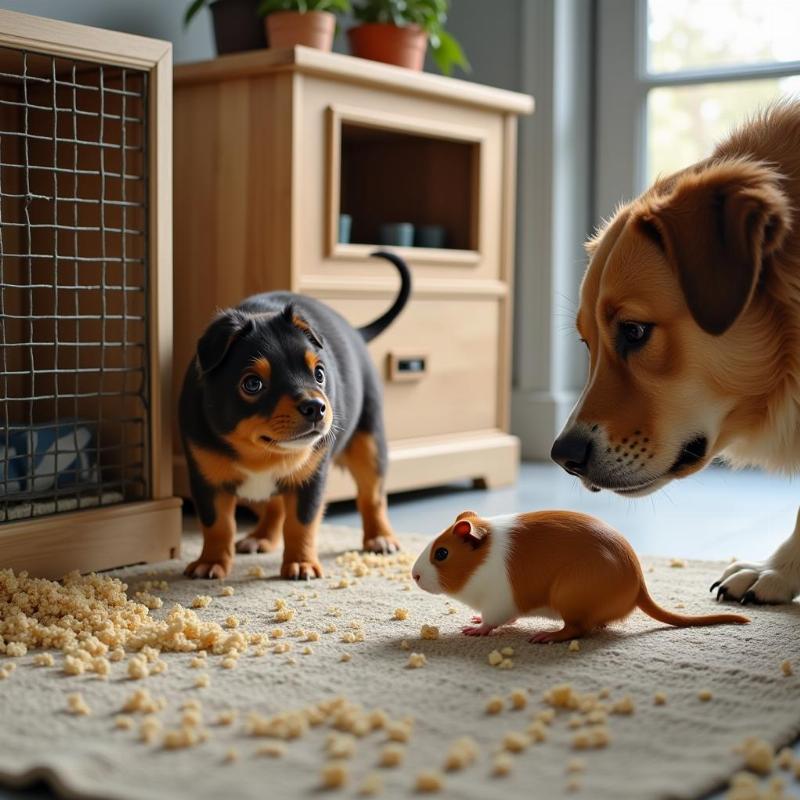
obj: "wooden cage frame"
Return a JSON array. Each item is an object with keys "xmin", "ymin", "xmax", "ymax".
[{"xmin": 0, "ymin": 9, "xmax": 181, "ymax": 578}]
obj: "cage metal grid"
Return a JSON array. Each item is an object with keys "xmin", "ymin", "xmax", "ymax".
[{"xmin": 0, "ymin": 47, "xmax": 150, "ymax": 522}]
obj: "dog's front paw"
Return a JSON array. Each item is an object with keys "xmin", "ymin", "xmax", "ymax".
[
  {"xmin": 363, "ymin": 535, "xmax": 400, "ymax": 554},
  {"xmin": 236, "ymin": 535, "xmax": 280, "ymax": 555},
  {"xmin": 712, "ymin": 561, "xmax": 798, "ymax": 604},
  {"xmin": 185, "ymin": 556, "xmax": 233, "ymax": 580},
  {"xmin": 280, "ymin": 559, "xmax": 323, "ymax": 580}
]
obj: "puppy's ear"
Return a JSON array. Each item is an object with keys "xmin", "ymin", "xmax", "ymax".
[
  {"xmin": 196, "ymin": 310, "xmax": 253, "ymax": 376},
  {"xmin": 636, "ymin": 160, "xmax": 790, "ymax": 335},
  {"xmin": 282, "ymin": 303, "xmax": 323, "ymax": 349}
]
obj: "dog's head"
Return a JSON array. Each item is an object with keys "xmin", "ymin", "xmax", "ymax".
[
  {"xmin": 194, "ymin": 304, "xmax": 334, "ymax": 460},
  {"xmin": 552, "ymin": 158, "xmax": 792, "ymax": 495}
]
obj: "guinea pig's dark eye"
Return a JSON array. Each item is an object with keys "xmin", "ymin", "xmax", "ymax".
[
  {"xmin": 434, "ymin": 547, "xmax": 449, "ymax": 562},
  {"xmin": 314, "ymin": 365, "xmax": 325, "ymax": 384},
  {"xmin": 241, "ymin": 375, "xmax": 263, "ymax": 395}
]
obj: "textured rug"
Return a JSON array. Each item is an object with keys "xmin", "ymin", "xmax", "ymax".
[{"xmin": 1, "ymin": 525, "xmax": 799, "ymax": 800}]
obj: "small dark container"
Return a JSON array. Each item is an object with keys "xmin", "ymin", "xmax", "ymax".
[
  {"xmin": 414, "ymin": 224, "xmax": 447, "ymax": 249},
  {"xmin": 339, "ymin": 213, "xmax": 352, "ymax": 244},
  {"xmin": 378, "ymin": 222, "xmax": 415, "ymax": 247},
  {"xmin": 210, "ymin": 0, "xmax": 267, "ymax": 55}
]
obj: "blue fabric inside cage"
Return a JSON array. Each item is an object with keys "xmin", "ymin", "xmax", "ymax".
[{"xmin": 0, "ymin": 421, "xmax": 98, "ymax": 498}]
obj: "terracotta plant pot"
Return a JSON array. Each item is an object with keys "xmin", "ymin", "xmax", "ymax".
[
  {"xmin": 266, "ymin": 11, "xmax": 336, "ymax": 51},
  {"xmin": 348, "ymin": 23, "xmax": 428, "ymax": 71},
  {"xmin": 209, "ymin": 0, "xmax": 266, "ymax": 55}
]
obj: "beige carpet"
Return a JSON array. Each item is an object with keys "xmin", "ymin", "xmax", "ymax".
[{"xmin": 1, "ymin": 525, "xmax": 799, "ymax": 800}]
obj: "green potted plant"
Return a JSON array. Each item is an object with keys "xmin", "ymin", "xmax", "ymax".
[
  {"xmin": 184, "ymin": 0, "xmax": 267, "ymax": 56},
  {"xmin": 348, "ymin": 0, "xmax": 469, "ymax": 75},
  {"xmin": 259, "ymin": 0, "xmax": 351, "ymax": 52}
]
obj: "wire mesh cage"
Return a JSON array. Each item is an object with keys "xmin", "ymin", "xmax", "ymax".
[{"xmin": 0, "ymin": 47, "xmax": 150, "ymax": 523}]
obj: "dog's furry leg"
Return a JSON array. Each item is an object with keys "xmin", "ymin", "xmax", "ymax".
[
  {"xmin": 339, "ymin": 431, "xmax": 399, "ymax": 554},
  {"xmin": 185, "ymin": 491, "xmax": 238, "ymax": 579},
  {"xmin": 236, "ymin": 495, "xmax": 285, "ymax": 554},
  {"xmin": 712, "ymin": 508, "xmax": 800, "ymax": 604},
  {"xmin": 280, "ymin": 472, "xmax": 327, "ymax": 580}
]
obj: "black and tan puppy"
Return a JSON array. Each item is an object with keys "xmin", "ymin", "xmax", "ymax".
[{"xmin": 180, "ymin": 251, "xmax": 411, "ymax": 580}]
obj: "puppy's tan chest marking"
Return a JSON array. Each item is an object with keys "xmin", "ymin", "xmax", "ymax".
[{"xmin": 188, "ymin": 440, "xmax": 321, "ymax": 498}]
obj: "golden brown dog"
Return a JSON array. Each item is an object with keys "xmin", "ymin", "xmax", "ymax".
[{"xmin": 551, "ymin": 101, "xmax": 800, "ymax": 605}]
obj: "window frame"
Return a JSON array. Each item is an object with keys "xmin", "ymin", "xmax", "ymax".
[{"xmin": 594, "ymin": 0, "xmax": 800, "ymax": 220}]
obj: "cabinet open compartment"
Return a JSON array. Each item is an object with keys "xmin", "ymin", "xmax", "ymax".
[
  {"xmin": 0, "ymin": 10, "xmax": 180, "ymax": 578},
  {"xmin": 326, "ymin": 105, "xmax": 482, "ymax": 263}
]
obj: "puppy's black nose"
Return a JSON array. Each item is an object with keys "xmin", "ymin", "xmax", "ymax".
[
  {"xmin": 297, "ymin": 398, "xmax": 326, "ymax": 422},
  {"xmin": 551, "ymin": 431, "xmax": 593, "ymax": 477}
]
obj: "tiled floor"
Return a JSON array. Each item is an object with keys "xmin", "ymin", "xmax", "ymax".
[{"xmin": 2, "ymin": 461, "xmax": 798, "ymax": 800}]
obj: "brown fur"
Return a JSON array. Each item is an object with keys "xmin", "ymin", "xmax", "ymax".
[
  {"xmin": 335, "ymin": 432, "xmax": 399, "ymax": 552},
  {"xmin": 504, "ymin": 512, "xmax": 747, "ymax": 640},
  {"xmin": 572, "ymin": 103, "xmax": 800, "ymax": 484},
  {"xmin": 185, "ymin": 492, "xmax": 238, "ymax": 579},
  {"xmin": 280, "ymin": 490, "xmax": 324, "ymax": 580}
]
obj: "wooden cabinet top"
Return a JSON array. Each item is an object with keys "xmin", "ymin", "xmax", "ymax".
[{"xmin": 174, "ymin": 45, "xmax": 534, "ymax": 116}]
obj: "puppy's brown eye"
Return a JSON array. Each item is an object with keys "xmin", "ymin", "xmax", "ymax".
[
  {"xmin": 617, "ymin": 321, "xmax": 653, "ymax": 357},
  {"xmin": 434, "ymin": 547, "xmax": 448, "ymax": 562},
  {"xmin": 241, "ymin": 375, "xmax": 263, "ymax": 395},
  {"xmin": 314, "ymin": 365, "xmax": 325, "ymax": 384}
]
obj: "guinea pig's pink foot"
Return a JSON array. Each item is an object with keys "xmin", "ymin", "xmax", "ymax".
[
  {"xmin": 462, "ymin": 624, "xmax": 495, "ymax": 637},
  {"xmin": 529, "ymin": 625, "xmax": 582, "ymax": 644},
  {"xmin": 470, "ymin": 615, "xmax": 482, "ymax": 624}
]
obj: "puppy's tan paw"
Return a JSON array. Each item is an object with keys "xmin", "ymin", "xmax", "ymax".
[
  {"xmin": 185, "ymin": 557, "xmax": 233, "ymax": 580},
  {"xmin": 280, "ymin": 560, "xmax": 323, "ymax": 581},
  {"xmin": 363, "ymin": 535, "xmax": 400, "ymax": 555},
  {"xmin": 236, "ymin": 535, "xmax": 280, "ymax": 555}
]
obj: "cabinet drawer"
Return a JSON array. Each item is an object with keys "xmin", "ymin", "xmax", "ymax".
[{"xmin": 318, "ymin": 295, "xmax": 501, "ymax": 440}]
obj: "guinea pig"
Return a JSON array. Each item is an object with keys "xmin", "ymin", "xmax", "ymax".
[{"xmin": 412, "ymin": 510, "xmax": 749, "ymax": 642}]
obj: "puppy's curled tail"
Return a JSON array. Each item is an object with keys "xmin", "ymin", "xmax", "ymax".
[
  {"xmin": 357, "ymin": 251, "xmax": 412, "ymax": 342},
  {"xmin": 636, "ymin": 585, "xmax": 749, "ymax": 627}
]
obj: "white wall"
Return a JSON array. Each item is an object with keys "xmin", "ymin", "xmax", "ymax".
[{"xmin": 0, "ymin": 0, "xmax": 215, "ymax": 63}]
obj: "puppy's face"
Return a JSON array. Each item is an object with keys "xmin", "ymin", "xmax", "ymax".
[
  {"xmin": 553, "ymin": 159, "xmax": 791, "ymax": 495},
  {"xmin": 195, "ymin": 304, "xmax": 334, "ymax": 459}
]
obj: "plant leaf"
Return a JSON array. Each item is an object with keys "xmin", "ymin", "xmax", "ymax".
[{"xmin": 183, "ymin": 0, "xmax": 208, "ymax": 27}]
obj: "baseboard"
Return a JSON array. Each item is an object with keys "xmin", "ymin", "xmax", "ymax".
[
  {"xmin": 511, "ymin": 388, "xmax": 578, "ymax": 459},
  {"xmin": 173, "ymin": 430, "xmax": 520, "ymax": 504},
  {"xmin": 0, "ymin": 498, "xmax": 183, "ymax": 578}
]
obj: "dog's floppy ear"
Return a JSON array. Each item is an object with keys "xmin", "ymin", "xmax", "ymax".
[
  {"xmin": 282, "ymin": 303, "xmax": 323, "ymax": 349},
  {"xmin": 196, "ymin": 310, "xmax": 253, "ymax": 376},
  {"xmin": 636, "ymin": 160, "xmax": 790, "ymax": 335}
]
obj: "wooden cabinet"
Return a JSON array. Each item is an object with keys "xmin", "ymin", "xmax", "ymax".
[{"xmin": 172, "ymin": 46, "xmax": 533, "ymax": 501}]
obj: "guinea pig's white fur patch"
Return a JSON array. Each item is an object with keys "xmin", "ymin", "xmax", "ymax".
[
  {"xmin": 451, "ymin": 514, "xmax": 518, "ymax": 626},
  {"xmin": 412, "ymin": 541, "xmax": 441, "ymax": 595}
]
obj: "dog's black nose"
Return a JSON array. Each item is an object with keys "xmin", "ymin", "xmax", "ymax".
[
  {"xmin": 551, "ymin": 431, "xmax": 593, "ymax": 477},
  {"xmin": 297, "ymin": 398, "xmax": 326, "ymax": 422}
]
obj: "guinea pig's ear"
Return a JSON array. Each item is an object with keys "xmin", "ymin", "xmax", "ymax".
[
  {"xmin": 196, "ymin": 310, "xmax": 254, "ymax": 377},
  {"xmin": 453, "ymin": 518, "xmax": 486, "ymax": 549},
  {"xmin": 455, "ymin": 510, "xmax": 478, "ymax": 522}
]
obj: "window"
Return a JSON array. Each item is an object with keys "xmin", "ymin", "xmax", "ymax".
[{"xmin": 595, "ymin": 0, "xmax": 800, "ymax": 219}]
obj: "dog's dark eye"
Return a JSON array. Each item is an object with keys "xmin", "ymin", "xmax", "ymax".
[
  {"xmin": 434, "ymin": 547, "xmax": 448, "ymax": 562},
  {"xmin": 241, "ymin": 375, "xmax": 263, "ymax": 395},
  {"xmin": 314, "ymin": 365, "xmax": 325, "ymax": 384},
  {"xmin": 617, "ymin": 321, "xmax": 653, "ymax": 357}
]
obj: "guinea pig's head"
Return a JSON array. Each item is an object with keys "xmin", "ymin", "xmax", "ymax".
[{"xmin": 412, "ymin": 511, "xmax": 490, "ymax": 595}]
